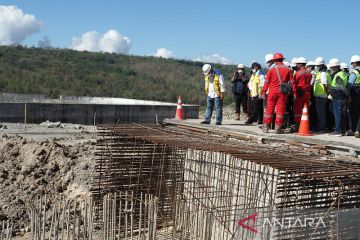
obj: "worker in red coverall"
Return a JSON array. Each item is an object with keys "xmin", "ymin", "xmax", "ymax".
[
  {"xmin": 262, "ymin": 53, "xmax": 294, "ymax": 134},
  {"xmin": 292, "ymin": 57, "xmax": 313, "ymax": 131}
]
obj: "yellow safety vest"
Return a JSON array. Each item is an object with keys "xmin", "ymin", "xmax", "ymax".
[
  {"xmin": 205, "ymin": 74, "xmax": 221, "ymax": 96},
  {"xmin": 250, "ymin": 73, "xmax": 262, "ymax": 97},
  {"xmin": 313, "ymin": 71, "xmax": 331, "ymax": 97}
]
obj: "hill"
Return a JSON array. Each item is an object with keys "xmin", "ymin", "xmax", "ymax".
[{"xmin": 0, "ymin": 46, "xmax": 239, "ymax": 105}]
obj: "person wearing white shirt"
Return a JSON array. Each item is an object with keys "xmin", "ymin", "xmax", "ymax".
[{"xmin": 201, "ymin": 64, "xmax": 226, "ymax": 125}]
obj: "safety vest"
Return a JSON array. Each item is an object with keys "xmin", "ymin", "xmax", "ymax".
[
  {"xmin": 205, "ymin": 73, "xmax": 221, "ymax": 96},
  {"xmin": 352, "ymin": 69, "xmax": 360, "ymax": 85},
  {"xmin": 313, "ymin": 71, "xmax": 331, "ymax": 97},
  {"xmin": 330, "ymin": 71, "xmax": 348, "ymax": 89},
  {"xmin": 249, "ymin": 72, "xmax": 262, "ymax": 97}
]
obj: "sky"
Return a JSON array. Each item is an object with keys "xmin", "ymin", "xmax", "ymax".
[{"xmin": 1, "ymin": 0, "xmax": 359, "ymax": 66}]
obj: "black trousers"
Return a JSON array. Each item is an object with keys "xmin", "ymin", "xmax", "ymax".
[
  {"xmin": 248, "ymin": 96, "xmax": 263, "ymax": 123},
  {"xmin": 349, "ymin": 87, "xmax": 360, "ymax": 132},
  {"xmin": 233, "ymin": 93, "xmax": 246, "ymax": 114}
]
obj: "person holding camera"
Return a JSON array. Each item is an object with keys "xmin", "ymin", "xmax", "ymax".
[{"xmin": 231, "ymin": 64, "xmax": 249, "ymax": 120}]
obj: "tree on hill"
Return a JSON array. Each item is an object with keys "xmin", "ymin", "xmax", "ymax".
[{"xmin": 0, "ymin": 46, "xmax": 241, "ymax": 105}]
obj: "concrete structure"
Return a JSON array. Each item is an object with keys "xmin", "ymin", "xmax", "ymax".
[{"xmin": 0, "ymin": 93, "xmax": 199, "ymax": 125}]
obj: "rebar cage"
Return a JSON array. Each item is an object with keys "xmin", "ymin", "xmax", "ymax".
[{"xmin": 92, "ymin": 124, "xmax": 360, "ymax": 239}]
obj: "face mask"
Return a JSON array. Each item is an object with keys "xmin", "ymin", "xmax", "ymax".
[
  {"xmin": 252, "ymin": 69, "xmax": 257, "ymax": 73},
  {"xmin": 267, "ymin": 63, "xmax": 272, "ymax": 67},
  {"xmin": 330, "ymin": 68, "xmax": 335, "ymax": 74},
  {"xmin": 238, "ymin": 69, "xmax": 243, "ymax": 73},
  {"xmin": 315, "ymin": 66, "xmax": 320, "ymax": 71}
]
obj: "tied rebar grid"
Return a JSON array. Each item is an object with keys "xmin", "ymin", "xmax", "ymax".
[{"xmin": 92, "ymin": 124, "xmax": 360, "ymax": 239}]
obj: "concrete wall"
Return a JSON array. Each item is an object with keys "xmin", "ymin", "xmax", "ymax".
[
  {"xmin": 0, "ymin": 103, "xmax": 198, "ymax": 125},
  {"xmin": 0, "ymin": 94, "xmax": 199, "ymax": 125}
]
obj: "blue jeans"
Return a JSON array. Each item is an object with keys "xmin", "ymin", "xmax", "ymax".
[
  {"xmin": 332, "ymin": 99, "xmax": 346, "ymax": 133},
  {"xmin": 204, "ymin": 96, "xmax": 223, "ymax": 124},
  {"xmin": 315, "ymin": 97, "xmax": 327, "ymax": 131}
]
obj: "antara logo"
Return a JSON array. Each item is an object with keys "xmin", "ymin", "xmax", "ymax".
[
  {"xmin": 238, "ymin": 214, "xmax": 326, "ymax": 233},
  {"xmin": 238, "ymin": 214, "xmax": 258, "ymax": 233}
]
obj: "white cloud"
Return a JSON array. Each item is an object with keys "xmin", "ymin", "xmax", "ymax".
[
  {"xmin": 72, "ymin": 29, "xmax": 132, "ymax": 54},
  {"xmin": 37, "ymin": 36, "xmax": 52, "ymax": 48},
  {"xmin": 154, "ymin": 48, "xmax": 175, "ymax": 59},
  {"xmin": 194, "ymin": 53, "xmax": 232, "ymax": 65},
  {"xmin": 0, "ymin": 5, "xmax": 43, "ymax": 45}
]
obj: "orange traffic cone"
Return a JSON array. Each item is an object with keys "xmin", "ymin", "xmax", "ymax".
[
  {"xmin": 296, "ymin": 103, "xmax": 313, "ymax": 136},
  {"xmin": 175, "ymin": 96, "xmax": 185, "ymax": 120}
]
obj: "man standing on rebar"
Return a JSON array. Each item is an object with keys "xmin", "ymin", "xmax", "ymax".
[
  {"xmin": 201, "ymin": 64, "xmax": 226, "ymax": 125},
  {"xmin": 262, "ymin": 53, "xmax": 294, "ymax": 133}
]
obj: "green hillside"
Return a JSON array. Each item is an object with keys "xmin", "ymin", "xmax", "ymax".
[{"xmin": 0, "ymin": 46, "xmax": 238, "ymax": 105}]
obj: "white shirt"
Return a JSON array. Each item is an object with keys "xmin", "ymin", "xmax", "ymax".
[
  {"xmin": 320, "ymin": 72, "xmax": 328, "ymax": 85},
  {"xmin": 206, "ymin": 74, "xmax": 226, "ymax": 98}
]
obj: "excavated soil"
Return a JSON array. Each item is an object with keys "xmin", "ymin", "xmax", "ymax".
[{"xmin": 0, "ymin": 122, "xmax": 97, "ymax": 238}]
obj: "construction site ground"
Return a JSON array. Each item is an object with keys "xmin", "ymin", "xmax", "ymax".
[
  {"xmin": 165, "ymin": 118, "xmax": 360, "ymax": 158},
  {"xmin": 1, "ymin": 118, "xmax": 360, "ymax": 239}
]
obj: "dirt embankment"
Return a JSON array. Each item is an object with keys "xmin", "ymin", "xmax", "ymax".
[{"xmin": 0, "ymin": 124, "xmax": 97, "ymax": 236}]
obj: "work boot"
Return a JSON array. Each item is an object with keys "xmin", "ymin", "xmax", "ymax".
[
  {"xmin": 346, "ymin": 130, "xmax": 355, "ymax": 136},
  {"xmin": 262, "ymin": 124, "xmax": 270, "ymax": 133},
  {"xmin": 235, "ymin": 113, "xmax": 240, "ymax": 121},
  {"xmin": 244, "ymin": 119, "xmax": 253, "ymax": 125},
  {"xmin": 274, "ymin": 125, "xmax": 283, "ymax": 134},
  {"xmin": 355, "ymin": 131, "xmax": 360, "ymax": 138}
]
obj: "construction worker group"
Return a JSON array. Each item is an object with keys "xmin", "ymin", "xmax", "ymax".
[{"xmin": 201, "ymin": 53, "xmax": 360, "ymax": 137}]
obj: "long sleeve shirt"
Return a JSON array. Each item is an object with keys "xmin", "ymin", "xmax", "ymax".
[
  {"xmin": 293, "ymin": 67, "xmax": 312, "ymax": 94},
  {"xmin": 263, "ymin": 62, "xmax": 293, "ymax": 94},
  {"xmin": 206, "ymin": 74, "xmax": 226, "ymax": 98},
  {"xmin": 348, "ymin": 67, "xmax": 360, "ymax": 88}
]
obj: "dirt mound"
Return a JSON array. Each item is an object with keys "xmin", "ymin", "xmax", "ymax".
[{"xmin": 0, "ymin": 134, "xmax": 96, "ymax": 234}]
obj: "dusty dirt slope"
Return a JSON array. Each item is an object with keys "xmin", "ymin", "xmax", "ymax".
[{"xmin": 0, "ymin": 122, "xmax": 97, "ymax": 238}]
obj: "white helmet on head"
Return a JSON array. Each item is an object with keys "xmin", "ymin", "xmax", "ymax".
[
  {"xmin": 202, "ymin": 64, "xmax": 212, "ymax": 74},
  {"xmin": 265, "ymin": 54, "xmax": 273, "ymax": 63},
  {"xmin": 290, "ymin": 57, "xmax": 298, "ymax": 67},
  {"xmin": 314, "ymin": 57, "xmax": 325, "ymax": 66},
  {"xmin": 340, "ymin": 63, "xmax": 349, "ymax": 70},
  {"xmin": 328, "ymin": 58, "xmax": 340, "ymax": 68},
  {"xmin": 306, "ymin": 61, "xmax": 315, "ymax": 67},
  {"xmin": 237, "ymin": 64, "xmax": 245, "ymax": 69},
  {"xmin": 295, "ymin": 57, "xmax": 307, "ymax": 64},
  {"xmin": 350, "ymin": 55, "xmax": 360, "ymax": 64}
]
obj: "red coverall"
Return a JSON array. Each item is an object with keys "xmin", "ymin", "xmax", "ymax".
[
  {"xmin": 293, "ymin": 67, "xmax": 312, "ymax": 124},
  {"xmin": 262, "ymin": 62, "xmax": 293, "ymax": 127}
]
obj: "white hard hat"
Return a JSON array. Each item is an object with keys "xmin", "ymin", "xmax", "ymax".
[
  {"xmin": 295, "ymin": 57, "xmax": 307, "ymax": 64},
  {"xmin": 306, "ymin": 61, "xmax": 315, "ymax": 67},
  {"xmin": 290, "ymin": 57, "xmax": 298, "ymax": 67},
  {"xmin": 265, "ymin": 54, "xmax": 273, "ymax": 63},
  {"xmin": 350, "ymin": 55, "xmax": 360, "ymax": 64},
  {"xmin": 314, "ymin": 57, "xmax": 325, "ymax": 66},
  {"xmin": 283, "ymin": 61, "xmax": 290, "ymax": 67},
  {"xmin": 328, "ymin": 58, "xmax": 340, "ymax": 68},
  {"xmin": 340, "ymin": 63, "xmax": 348, "ymax": 70},
  {"xmin": 237, "ymin": 64, "xmax": 245, "ymax": 69},
  {"xmin": 202, "ymin": 64, "xmax": 212, "ymax": 74}
]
